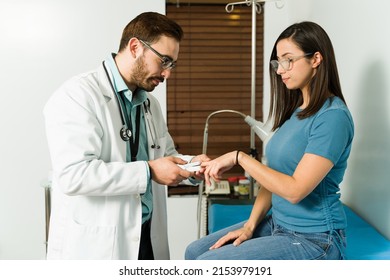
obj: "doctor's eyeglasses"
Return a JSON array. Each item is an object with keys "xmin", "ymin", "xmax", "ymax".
[
  {"xmin": 270, "ymin": 53, "xmax": 313, "ymax": 73},
  {"xmin": 138, "ymin": 38, "xmax": 176, "ymax": 70}
]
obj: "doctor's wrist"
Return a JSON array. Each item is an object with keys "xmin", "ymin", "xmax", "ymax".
[{"xmin": 147, "ymin": 161, "xmax": 153, "ymax": 181}]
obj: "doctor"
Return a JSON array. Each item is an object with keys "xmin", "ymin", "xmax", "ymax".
[{"xmin": 43, "ymin": 12, "xmax": 209, "ymax": 260}]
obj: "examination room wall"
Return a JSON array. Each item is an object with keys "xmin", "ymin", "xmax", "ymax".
[
  {"xmin": 0, "ymin": 0, "xmax": 165, "ymax": 259},
  {"xmin": 2, "ymin": 0, "xmax": 389, "ymax": 261},
  {"xmin": 263, "ymin": 0, "xmax": 390, "ymax": 239}
]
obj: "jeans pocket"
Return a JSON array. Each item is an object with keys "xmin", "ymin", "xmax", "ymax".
[{"xmin": 304, "ymin": 230, "xmax": 346, "ymax": 260}]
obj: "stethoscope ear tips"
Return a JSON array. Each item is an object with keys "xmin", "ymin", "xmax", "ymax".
[{"xmin": 151, "ymin": 144, "xmax": 161, "ymax": 149}]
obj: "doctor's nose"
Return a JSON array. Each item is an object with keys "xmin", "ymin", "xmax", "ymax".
[{"xmin": 161, "ymin": 68, "xmax": 172, "ymax": 79}]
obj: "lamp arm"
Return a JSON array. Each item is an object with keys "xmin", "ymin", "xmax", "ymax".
[
  {"xmin": 202, "ymin": 110, "xmax": 247, "ymax": 155},
  {"xmin": 198, "ymin": 109, "xmax": 271, "ymax": 238}
]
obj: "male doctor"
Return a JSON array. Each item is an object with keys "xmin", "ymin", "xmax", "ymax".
[{"xmin": 43, "ymin": 12, "xmax": 209, "ymax": 260}]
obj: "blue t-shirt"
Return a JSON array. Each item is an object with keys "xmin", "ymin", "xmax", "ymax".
[{"xmin": 266, "ymin": 97, "xmax": 354, "ymax": 233}]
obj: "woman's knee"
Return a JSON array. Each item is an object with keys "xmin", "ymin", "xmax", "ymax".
[{"xmin": 184, "ymin": 240, "xmax": 199, "ymax": 260}]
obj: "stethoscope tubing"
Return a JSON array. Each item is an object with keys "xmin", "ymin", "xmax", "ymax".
[
  {"xmin": 143, "ymin": 100, "xmax": 160, "ymax": 149},
  {"xmin": 102, "ymin": 60, "xmax": 160, "ymax": 149}
]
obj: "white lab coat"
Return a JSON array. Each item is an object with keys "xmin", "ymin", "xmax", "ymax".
[{"xmin": 43, "ymin": 63, "xmax": 193, "ymax": 259}]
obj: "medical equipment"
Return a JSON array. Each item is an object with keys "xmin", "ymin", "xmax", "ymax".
[
  {"xmin": 197, "ymin": 109, "xmax": 272, "ymax": 238},
  {"xmin": 178, "ymin": 161, "xmax": 201, "ymax": 172},
  {"xmin": 143, "ymin": 98, "xmax": 161, "ymax": 149},
  {"xmin": 225, "ymin": 0, "xmax": 284, "ymax": 157},
  {"xmin": 102, "ymin": 61, "xmax": 160, "ymax": 155},
  {"xmin": 202, "ymin": 110, "xmax": 271, "ymax": 154}
]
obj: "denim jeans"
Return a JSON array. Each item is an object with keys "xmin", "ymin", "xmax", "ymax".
[{"xmin": 185, "ymin": 215, "xmax": 346, "ymax": 260}]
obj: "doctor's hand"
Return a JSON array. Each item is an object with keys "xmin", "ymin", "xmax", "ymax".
[
  {"xmin": 148, "ymin": 156, "xmax": 194, "ymax": 186},
  {"xmin": 201, "ymin": 151, "xmax": 236, "ymax": 187}
]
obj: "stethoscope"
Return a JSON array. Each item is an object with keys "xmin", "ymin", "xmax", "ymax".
[{"xmin": 102, "ymin": 61, "xmax": 160, "ymax": 161}]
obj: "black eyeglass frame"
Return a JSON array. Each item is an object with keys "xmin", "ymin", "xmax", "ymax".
[{"xmin": 138, "ymin": 38, "xmax": 176, "ymax": 70}]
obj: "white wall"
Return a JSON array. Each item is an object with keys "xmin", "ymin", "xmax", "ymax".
[
  {"xmin": 2, "ymin": 0, "xmax": 389, "ymax": 260},
  {"xmin": 264, "ymin": 0, "xmax": 390, "ymax": 239},
  {"xmin": 0, "ymin": 0, "xmax": 165, "ymax": 259}
]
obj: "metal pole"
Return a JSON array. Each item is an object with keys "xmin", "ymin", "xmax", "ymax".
[
  {"xmin": 251, "ymin": 1, "xmax": 256, "ymax": 152},
  {"xmin": 249, "ymin": 1, "xmax": 257, "ymax": 199},
  {"xmin": 198, "ymin": 110, "xmax": 248, "ymax": 239},
  {"xmin": 44, "ymin": 187, "xmax": 51, "ymax": 253}
]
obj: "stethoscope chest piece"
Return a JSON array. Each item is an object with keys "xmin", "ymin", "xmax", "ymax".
[{"xmin": 120, "ymin": 127, "xmax": 132, "ymax": 141}]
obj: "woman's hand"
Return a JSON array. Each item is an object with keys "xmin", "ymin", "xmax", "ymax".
[
  {"xmin": 191, "ymin": 153, "xmax": 211, "ymax": 164},
  {"xmin": 209, "ymin": 225, "xmax": 254, "ymax": 250},
  {"xmin": 190, "ymin": 154, "xmax": 211, "ymax": 180},
  {"xmin": 201, "ymin": 151, "xmax": 237, "ymax": 187}
]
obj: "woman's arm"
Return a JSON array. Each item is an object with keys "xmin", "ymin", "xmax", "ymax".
[
  {"xmin": 244, "ymin": 185, "xmax": 272, "ymax": 232},
  {"xmin": 237, "ymin": 151, "xmax": 333, "ymax": 204},
  {"xmin": 203, "ymin": 150, "xmax": 333, "ymax": 204}
]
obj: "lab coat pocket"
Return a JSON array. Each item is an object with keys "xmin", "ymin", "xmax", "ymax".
[{"xmin": 64, "ymin": 219, "xmax": 116, "ymax": 259}]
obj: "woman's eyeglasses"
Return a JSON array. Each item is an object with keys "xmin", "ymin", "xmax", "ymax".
[{"xmin": 270, "ymin": 53, "xmax": 313, "ymax": 73}]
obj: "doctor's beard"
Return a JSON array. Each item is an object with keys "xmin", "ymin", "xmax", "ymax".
[{"xmin": 132, "ymin": 55, "xmax": 164, "ymax": 92}]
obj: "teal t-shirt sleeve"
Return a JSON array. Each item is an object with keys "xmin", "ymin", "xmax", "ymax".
[{"xmin": 305, "ymin": 109, "xmax": 353, "ymax": 164}]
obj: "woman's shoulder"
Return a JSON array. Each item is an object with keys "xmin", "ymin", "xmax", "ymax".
[
  {"xmin": 317, "ymin": 96, "xmax": 354, "ymax": 130},
  {"xmin": 320, "ymin": 97, "xmax": 352, "ymax": 117}
]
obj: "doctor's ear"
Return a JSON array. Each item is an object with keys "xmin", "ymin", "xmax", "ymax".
[{"xmin": 128, "ymin": 37, "xmax": 141, "ymax": 58}]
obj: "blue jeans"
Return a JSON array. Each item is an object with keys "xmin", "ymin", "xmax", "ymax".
[{"xmin": 185, "ymin": 215, "xmax": 346, "ymax": 260}]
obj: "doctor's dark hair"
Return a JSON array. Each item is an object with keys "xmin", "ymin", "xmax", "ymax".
[
  {"xmin": 118, "ymin": 12, "xmax": 183, "ymax": 52},
  {"xmin": 268, "ymin": 21, "xmax": 346, "ymax": 131}
]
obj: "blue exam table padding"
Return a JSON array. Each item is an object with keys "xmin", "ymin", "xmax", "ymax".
[{"xmin": 208, "ymin": 203, "xmax": 390, "ymax": 260}]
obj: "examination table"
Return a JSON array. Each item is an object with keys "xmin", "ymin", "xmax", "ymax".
[{"xmin": 208, "ymin": 200, "xmax": 390, "ymax": 260}]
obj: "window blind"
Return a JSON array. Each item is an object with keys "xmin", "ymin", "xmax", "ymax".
[{"xmin": 166, "ymin": 3, "xmax": 264, "ymax": 176}]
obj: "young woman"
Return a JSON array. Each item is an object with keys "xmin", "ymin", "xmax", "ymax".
[{"xmin": 185, "ymin": 21, "xmax": 354, "ymax": 260}]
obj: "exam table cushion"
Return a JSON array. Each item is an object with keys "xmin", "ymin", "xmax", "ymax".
[{"xmin": 208, "ymin": 203, "xmax": 390, "ymax": 260}]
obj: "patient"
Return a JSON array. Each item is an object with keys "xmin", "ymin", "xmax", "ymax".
[{"xmin": 185, "ymin": 21, "xmax": 354, "ymax": 260}]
